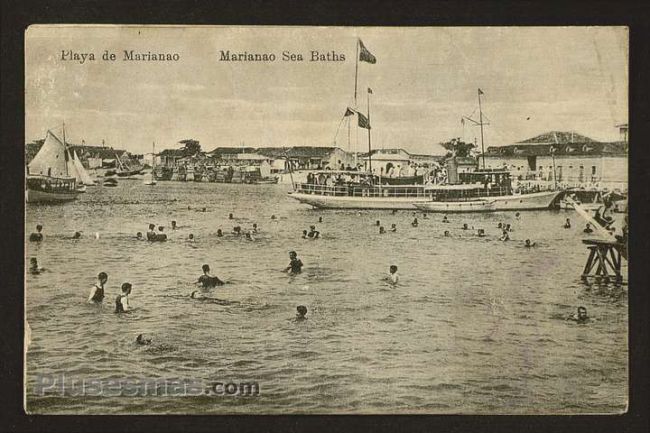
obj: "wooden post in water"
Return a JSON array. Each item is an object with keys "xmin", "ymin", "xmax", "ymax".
[{"xmin": 581, "ymin": 239, "xmax": 624, "ymax": 283}]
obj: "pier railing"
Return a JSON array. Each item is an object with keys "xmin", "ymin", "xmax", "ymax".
[{"xmin": 294, "ymin": 183, "xmax": 428, "ymax": 198}]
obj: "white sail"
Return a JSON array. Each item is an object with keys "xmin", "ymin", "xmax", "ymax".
[
  {"xmin": 72, "ymin": 150, "xmax": 96, "ymax": 185},
  {"xmin": 27, "ymin": 130, "xmax": 70, "ymax": 177},
  {"xmin": 66, "ymin": 151, "xmax": 82, "ymax": 182}
]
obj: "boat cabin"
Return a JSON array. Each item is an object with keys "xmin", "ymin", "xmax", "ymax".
[
  {"xmin": 26, "ymin": 175, "xmax": 77, "ymax": 193},
  {"xmin": 424, "ymin": 170, "xmax": 513, "ymax": 201}
]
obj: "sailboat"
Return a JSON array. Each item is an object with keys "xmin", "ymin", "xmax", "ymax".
[
  {"xmin": 66, "ymin": 149, "xmax": 96, "ymax": 192},
  {"xmin": 144, "ymin": 142, "xmax": 157, "ymax": 186},
  {"xmin": 26, "ymin": 127, "xmax": 80, "ymax": 203}
]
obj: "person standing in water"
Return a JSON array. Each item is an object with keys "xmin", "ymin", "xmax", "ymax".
[
  {"xmin": 295, "ymin": 305, "xmax": 308, "ymax": 322},
  {"xmin": 29, "ymin": 258, "xmax": 44, "ymax": 275},
  {"xmin": 563, "ymin": 218, "xmax": 572, "ymax": 229},
  {"xmin": 302, "ymin": 230, "xmax": 308, "ymax": 239},
  {"xmin": 411, "ymin": 218, "xmax": 419, "ymax": 227},
  {"xmin": 147, "ymin": 224, "xmax": 157, "ymax": 240},
  {"xmin": 388, "ymin": 265, "xmax": 399, "ymax": 285},
  {"xmin": 88, "ymin": 272, "xmax": 108, "ymax": 304},
  {"xmin": 499, "ymin": 230, "xmax": 510, "ymax": 241},
  {"xmin": 308, "ymin": 226, "xmax": 320, "ymax": 239},
  {"xmin": 285, "ymin": 251, "xmax": 303, "ymax": 275},
  {"xmin": 29, "ymin": 224, "xmax": 44, "ymax": 242},
  {"xmin": 583, "ymin": 223, "xmax": 594, "ymax": 234},
  {"xmin": 379, "ymin": 226, "xmax": 386, "ymax": 234},
  {"xmin": 390, "ymin": 223, "xmax": 397, "ymax": 232},
  {"xmin": 198, "ymin": 264, "xmax": 225, "ymax": 288},
  {"xmin": 171, "ymin": 220, "xmax": 177, "ymax": 230},
  {"xmin": 216, "ymin": 229, "xmax": 223, "ymax": 237},
  {"xmin": 114, "ymin": 282, "xmax": 132, "ymax": 313}
]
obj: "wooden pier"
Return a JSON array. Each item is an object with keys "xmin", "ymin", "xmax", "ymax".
[{"xmin": 581, "ymin": 239, "xmax": 625, "ymax": 283}]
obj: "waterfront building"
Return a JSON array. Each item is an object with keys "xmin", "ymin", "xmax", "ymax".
[{"xmin": 481, "ymin": 131, "xmax": 628, "ymax": 190}]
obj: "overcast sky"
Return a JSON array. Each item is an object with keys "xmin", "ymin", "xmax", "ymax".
[{"xmin": 25, "ymin": 26, "xmax": 628, "ymax": 155}]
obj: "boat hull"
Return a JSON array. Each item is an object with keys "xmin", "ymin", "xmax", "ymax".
[
  {"xmin": 26, "ymin": 188, "xmax": 79, "ymax": 203},
  {"xmin": 289, "ymin": 192, "xmax": 429, "ymax": 210},
  {"xmin": 414, "ymin": 190, "xmax": 562, "ymax": 213}
]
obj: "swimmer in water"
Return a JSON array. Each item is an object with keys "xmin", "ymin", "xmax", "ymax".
[
  {"xmin": 136, "ymin": 334, "xmax": 152, "ymax": 345},
  {"xmin": 285, "ymin": 251, "xmax": 303, "ymax": 275},
  {"xmin": 376, "ymin": 220, "xmax": 381, "ymax": 226},
  {"xmin": 422, "ymin": 213, "xmax": 428, "ymax": 219},
  {"xmin": 477, "ymin": 228, "xmax": 486, "ymax": 237},
  {"xmin": 216, "ymin": 229, "xmax": 223, "ymax": 237},
  {"xmin": 232, "ymin": 226, "xmax": 242, "ymax": 236},
  {"xmin": 444, "ymin": 230, "xmax": 450, "ymax": 237},
  {"xmin": 583, "ymin": 223, "xmax": 594, "ymax": 234},
  {"xmin": 462, "ymin": 223, "xmax": 468, "ymax": 230},
  {"xmin": 524, "ymin": 239, "xmax": 536, "ymax": 248},
  {"xmin": 88, "ymin": 272, "xmax": 108, "ymax": 304},
  {"xmin": 252, "ymin": 223, "xmax": 258, "ymax": 233},
  {"xmin": 412, "ymin": 218, "xmax": 419, "ymax": 227},
  {"xmin": 72, "ymin": 231, "xmax": 82, "ymax": 239},
  {"xmin": 114, "ymin": 282, "xmax": 132, "ymax": 313},
  {"xmin": 388, "ymin": 265, "xmax": 399, "ymax": 285},
  {"xmin": 229, "ymin": 213, "xmax": 234, "ymax": 220},
  {"xmin": 442, "ymin": 215, "xmax": 449, "ymax": 223},
  {"xmin": 506, "ymin": 223, "xmax": 513, "ymax": 232},
  {"xmin": 29, "ymin": 224, "xmax": 44, "ymax": 242},
  {"xmin": 497, "ymin": 222, "xmax": 503, "ymax": 229},
  {"xmin": 563, "ymin": 218, "xmax": 571, "ymax": 229},
  {"xmin": 308, "ymin": 226, "xmax": 320, "ymax": 239},
  {"xmin": 271, "ymin": 214, "xmax": 277, "ymax": 220},
  {"xmin": 515, "ymin": 212, "xmax": 521, "ymax": 220},
  {"xmin": 29, "ymin": 258, "xmax": 44, "ymax": 275},
  {"xmin": 187, "ymin": 233, "xmax": 195, "ymax": 242},
  {"xmin": 245, "ymin": 231, "xmax": 255, "ymax": 241},
  {"xmin": 147, "ymin": 224, "xmax": 156, "ymax": 240},
  {"xmin": 156, "ymin": 226, "xmax": 167, "ymax": 241},
  {"xmin": 390, "ymin": 223, "xmax": 397, "ymax": 232},
  {"xmin": 302, "ymin": 230, "xmax": 308, "ymax": 239},
  {"xmin": 567, "ymin": 306, "xmax": 589, "ymax": 324},
  {"xmin": 198, "ymin": 264, "xmax": 225, "ymax": 288},
  {"xmin": 379, "ymin": 226, "xmax": 386, "ymax": 234},
  {"xmin": 295, "ymin": 305, "xmax": 308, "ymax": 322},
  {"xmin": 499, "ymin": 230, "xmax": 510, "ymax": 241},
  {"xmin": 171, "ymin": 220, "xmax": 177, "ymax": 230},
  {"xmin": 136, "ymin": 232, "xmax": 144, "ymax": 240},
  {"xmin": 318, "ymin": 216, "xmax": 323, "ymax": 223}
]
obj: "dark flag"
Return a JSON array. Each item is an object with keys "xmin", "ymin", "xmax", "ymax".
[
  {"xmin": 368, "ymin": 87, "xmax": 373, "ymax": 94},
  {"xmin": 357, "ymin": 111, "xmax": 371, "ymax": 129},
  {"xmin": 344, "ymin": 107, "xmax": 355, "ymax": 117},
  {"xmin": 358, "ymin": 39, "xmax": 376, "ymax": 64},
  {"xmin": 478, "ymin": 88, "xmax": 484, "ymax": 95}
]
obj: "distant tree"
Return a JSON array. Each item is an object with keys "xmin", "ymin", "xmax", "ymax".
[
  {"xmin": 179, "ymin": 139, "xmax": 201, "ymax": 156},
  {"xmin": 438, "ymin": 138, "xmax": 475, "ymax": 158}
]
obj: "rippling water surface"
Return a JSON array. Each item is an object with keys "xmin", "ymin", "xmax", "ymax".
[{"xmin": 25, "ymin": 181, "xmax": 627, "ymax": 414}]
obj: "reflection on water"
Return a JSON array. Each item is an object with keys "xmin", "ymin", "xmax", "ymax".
[{"xmin": 25, "ymin": 181, "xmax": 628, "ymax": 414}]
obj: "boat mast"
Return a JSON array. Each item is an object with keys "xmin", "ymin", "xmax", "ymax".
[
  {"xmin": 367, "ymin": 89, "xmax": 372, "ymax": 173},
  {"xmin": 354, "ymin": 39, "xmax": 360, "ymax": 169},
  {"xmin": 478, "ymin": 88, "xmax": 486, "ymax": 170},
  {"xmin": 62, "ymin": 121, "xmax": 69, "ymax": 176}
]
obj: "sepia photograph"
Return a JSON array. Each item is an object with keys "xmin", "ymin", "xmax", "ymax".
[{"xmin": 23, "ymin": 25, "xmax": 628, "ymax": 414}]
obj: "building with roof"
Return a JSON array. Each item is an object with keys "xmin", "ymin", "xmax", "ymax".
[
  {"xmin": 480, "ymin": 130, "xmax": 627, "ymax": 189},
  {"xmin": 257, "ymin": 146, "xmax": 355, "ymax": 170}
]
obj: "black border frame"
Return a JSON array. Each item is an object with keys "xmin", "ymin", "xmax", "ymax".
[{"xmin": 1, "ymin": 1, "xmax": 648, "ymax": 432}]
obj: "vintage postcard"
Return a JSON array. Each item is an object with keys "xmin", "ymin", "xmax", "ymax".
[{"xmin": 24, "ymin": 25, "xmax": 628, "ymax": 414}]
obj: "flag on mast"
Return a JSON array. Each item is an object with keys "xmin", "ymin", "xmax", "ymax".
[
  {"xmin": 357, "ymin": 112, "xmax": 371, "ymax": 130},
  {"xmin": 368, "ymin": 87, "xmax": 373, "ymax": 94},
  {"xmin": 344, "ymin": 107, "xmax": 355, "ymax": 117},
  {"xmin": 358, "ymin": 39, "xmax": 376, "ymax": 64},
  {"xmin": 478, "ymin": 88, "xmax": 484, "ymax": 95}
]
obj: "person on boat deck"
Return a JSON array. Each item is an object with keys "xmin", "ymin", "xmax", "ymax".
[
  {"xmin": 583, "ymin": 223, "xmax": 594, "ymax": 234},
  {"xmin": 442, "ymin": 216, "xmax": 449, "ymax": 223},
  {"xmin": 89, "ymin": 272, "xmax": 108, "ymax": 304},
  {"xmin": 444, "ymin": 230, "xmax": 450, "ymax": 237},
  {"xmin": 285, "ymin": 251, "xmax": 303, "ymax": 275},
  {"xmin": 171, "ymin": 220, "xmax": 177, "ymax": 230},
  {"xmin": 114, "ymin": 283, "xmax": 132, "ymax": 313},
  {"xmin": 524, "ymin": 239, "xmax": 536, "ymax": 248},
  {"xmin": 462, "ymin": 223, "xmax": 469, "ymax": 230},
  {"xmin": 146, "ymin": 224, "xmax": 157, "ymax": 240},
  {"xmin": 156, "ymin": 226, "xmax": 167, "ymax": 241},
  {"xmin": 388, "ymin": 265, "xmax": 399, "ymax": 285},
  {"xmin": 308, "ymin": 226, "xmax": 320, "ymax": 239},
  {"xmin": 198, "ymin": 264, "xmax": 225, "ymax": 288},
  {"xmin": 29, "ymin": 258, "xmax": 44, "ymax": 275},
  {"xmin": 411, "ymin": 218, "xmax": 419, "ymax": 227},
  {"xmin": 29, "ymin": 224, "xmax": 44, "ymax": 242},
  {"xmin": 216, "ymin": 229, "xmax": 223, "ymax": 237},
  {"xmin": 252, "ymin": 223, "xmax": 259, "ymax": 233},
  {"xmin": 567, "ymin": 306, "xmax": 589, "ymax": 324},
  {"xmin": 136, "ymin": 232, "xmax": 144, "ymax": 240},
  {"xmin": 563, "ymin": 218, "xmax": 571, "ymax": 229},
  {"xmin": 477, "ymin": 228, "xmax": 486, "ymax": 237},
  {"xmin": 379, "ymin": 226, "xmax": 386, "ymax": 234},
  {"xmin": 295, "ymin": 305, "xmax": 308, "ymax": 322},
  {"xmin": 232, "ymin": 226, "xmax": 242, "ymax": 236},
  {"xmin": 390, "ymin": 223, "xmax": 397, "ymax": 232},
  {"xmin": 499, "ymin": 230, "xmax": 510, "ymax": 241}
]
